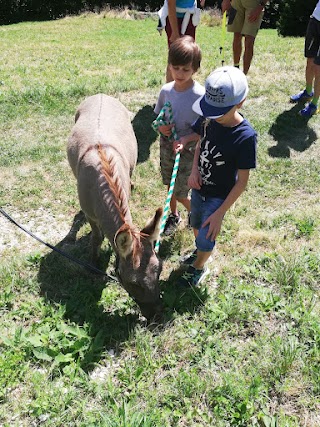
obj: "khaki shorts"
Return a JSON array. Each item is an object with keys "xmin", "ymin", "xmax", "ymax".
[
  {"xmin": 160, "ymin": 138, "xmax": 195, "ymax": 199},
  {"xmin": 228, "ymin": 0, "xmax": 264, "ymax": 38}
]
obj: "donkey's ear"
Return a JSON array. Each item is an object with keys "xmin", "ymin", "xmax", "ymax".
[
  {"xmin": 141, "ymin": 208, "xmax": 163, "ymax": 243},
  {"xmin": 114, "ymin": 228, "xmax": 133, "ymax": 258}
]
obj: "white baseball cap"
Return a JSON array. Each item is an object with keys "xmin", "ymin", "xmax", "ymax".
[{"xmin": 193, "ymin": 66, "xmax": 249, "ymax": 118}]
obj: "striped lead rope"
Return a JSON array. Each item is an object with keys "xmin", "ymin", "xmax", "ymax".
[{"xmin": 152, "ymin": 102, "xmax": 181, "ymax": 253}]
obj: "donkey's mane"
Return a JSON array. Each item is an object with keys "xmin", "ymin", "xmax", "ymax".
[
  {"xmin": 97, "ymin": 144, "xmax": 143, "ymax": 265},
  {"xmin": 97, "ymin": 144, "xmax": 128, "ymax": 220}
]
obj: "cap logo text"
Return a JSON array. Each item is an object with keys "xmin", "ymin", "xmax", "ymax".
[{"xmin": 206, "ymin": 85, "xmax": 225, "ymax": 104}]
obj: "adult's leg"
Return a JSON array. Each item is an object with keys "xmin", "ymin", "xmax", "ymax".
[
  {"xmin": 233, "ymin": 32, "xmax": 242, "ymax": 66},
  {"xmin": 290, "ymin": 57, "xmax": 315, "ymax": 102},
  {"xmin": 311, "ymin": 62, "xmax": 320, "ymax": 107},
  {"xmin": 304, "ymin": 16, "xmax": 320, "ymax": 95},
  {"xmin": 243, "ymin": 34, "xmax": 255, "ymax": 74},
  {"xmin": 306, "ymin": 57, "xmax": 316, "ymax": 90}
]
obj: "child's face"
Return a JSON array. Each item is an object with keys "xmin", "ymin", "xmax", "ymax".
[{"xmin": 169, "ymin": 62, "xmax": 194, "ymax": 89}]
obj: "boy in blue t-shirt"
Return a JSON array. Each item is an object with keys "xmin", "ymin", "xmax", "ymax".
[{"xmin": 177, "ymin": 66, "xmax": 257, "ymax": 287}]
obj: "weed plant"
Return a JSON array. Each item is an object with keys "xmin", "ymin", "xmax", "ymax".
[{"xmin": 0, "ymin": 9, "xmax": 320, "ymax": 427}]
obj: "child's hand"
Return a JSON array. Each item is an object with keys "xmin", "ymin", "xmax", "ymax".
[
  {"xmin": 173, "ymin": 136, "xmax": 189, "ymax": 153},
  {"xmin": 188, "ymin": 169, "xmax": 202, "ymax": 190},
  {"xmin": 202, "ymin": 210, "xmax": 224, "ymax": 241},
  {"xmin": 158, "ymin": 124, "xmax": 174, "ymax": 137},
  {"xmin": 173, "ymin": 140, "xmax": 184, "ymax": 153},
  {"xmin": 173, "ymin": 136, "xmax": 188, "ymax": 153}
]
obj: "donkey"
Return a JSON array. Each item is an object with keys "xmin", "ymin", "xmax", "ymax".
[{"xmin": 67, "ymin": 94, "xmax": 163, "ymax": 320}]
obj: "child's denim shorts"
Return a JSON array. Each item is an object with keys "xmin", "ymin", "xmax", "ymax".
[{"xmin": 190, "ymin": 189, "xmax": 225, "ymax": 252}]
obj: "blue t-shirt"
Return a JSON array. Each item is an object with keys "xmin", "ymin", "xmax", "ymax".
[
  {"xmin": 192, "ymin": 117, "xmax": 257, "ymax": 198},
  {"xmin": 176, "ymin": 0, "xmax": 195, "ymax": 17}
]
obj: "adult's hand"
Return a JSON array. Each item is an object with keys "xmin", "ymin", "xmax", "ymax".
[
  {"xmin": 248, "ymin": 4, "xmax": 264, "ymax": 22},
  {"xmin": 221, "ymin": 0, "xmax": 232, "ymax": 13}
]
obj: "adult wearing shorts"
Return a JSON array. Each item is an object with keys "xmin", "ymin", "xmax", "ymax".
[
  {"xmin": 222, "ymin": 0, "xmax": 269, "ymax": 74},
  {"xmin": 157, "ymin": 0, "xmax": 205, "ymax": 81},
  {"xmin": 290, "ymin": 1, "xmax": 320, "ymax": 118}
]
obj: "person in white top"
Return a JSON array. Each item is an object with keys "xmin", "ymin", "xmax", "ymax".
[
  {"xmin": 290, "ymin": 1, "xmax": 320, "ymax": 118},
  {"xmin": 157, "ymin": 0, "xmax": 205, "ymax": 82}
]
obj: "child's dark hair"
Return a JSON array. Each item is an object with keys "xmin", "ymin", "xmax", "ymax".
[{"xmin": 168, "ymin": 36, "xmax": 202, "ymax": 72}]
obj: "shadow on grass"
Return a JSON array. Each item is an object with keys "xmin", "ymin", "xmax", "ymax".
[
  {"xmin": 38, "ymin": 211, "xmax": 206, "ymax": 367},
  {"xmin": 38, "ymin": 211, "xmax": 139, "ymax": 370},
  {"xmin": 268, "ymin": 103, "xmax": 317, "ymax": 158},
  {"xmin": 158, "ymin": 236, "xmax": 209, "ymax": 320},
  {"xmin": 160, "ymin": 270, "xmax": 209, "ymax": 322},
  {"xmin": 132, "ymin": 105, "xmax": 158, "ymax": 163}
]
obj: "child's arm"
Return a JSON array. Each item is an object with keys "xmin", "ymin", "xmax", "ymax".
[
  {"xmin": 158, "ymin": 123, "xmax": 174, "ymax": 138},
  {"xmin": 173, "ymin": 132, "xmax": 200, "ymax": 153},
  {"xmin": 202, "ymin": 169, "xmax": 250, "ymax": 241},
  {"xmin": 187, "ymin": 140, "xmax": 202, "ymax": 189}
]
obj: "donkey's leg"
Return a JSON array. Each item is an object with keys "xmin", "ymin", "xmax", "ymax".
[
  {"xmin": 87, "ymin": 218, "xmax": 104, "ymax": 266},
  {"xmin": 62, "ymin": 210, "xmax": 87, "ymax": 244}
]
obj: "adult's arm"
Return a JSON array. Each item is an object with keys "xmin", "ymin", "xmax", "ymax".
[
  {"xmin": 168, "ymin": 0, "xmax": 180, "ymax": 43},
  {"xmin": 249, "ymin": 0, "xmax": 269, "ymax": 22},
  {"xmin": 221, "ymin": 0, "xmax": 232, "ymax": 13}
]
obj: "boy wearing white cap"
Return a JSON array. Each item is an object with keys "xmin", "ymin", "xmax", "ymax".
[{"xmin": 177, "ymin": 65, "xmax": 257, "ymax": 287}]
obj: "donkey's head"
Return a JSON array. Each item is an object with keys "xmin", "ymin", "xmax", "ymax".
[{"xmin": 114, "ymin": 208, "xmax": 163, "ymax": 320}]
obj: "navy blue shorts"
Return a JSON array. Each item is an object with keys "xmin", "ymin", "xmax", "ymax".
[{"xmin": 305, "ymin": 17, "xmax": 320, "ymax": 65}]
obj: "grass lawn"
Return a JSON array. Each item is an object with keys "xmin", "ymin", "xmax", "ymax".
[{"xmin": 0, "ymin": 9, "xmax": 320, "ymax": 427}]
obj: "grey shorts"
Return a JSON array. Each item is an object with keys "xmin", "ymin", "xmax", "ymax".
[
  {"xmin": 305, "ymin": 17, "xmax": 320, "ymax": 65},
  {"xmin": 160, "ymin": 139, "xmax": 195, "ymax": 199}
]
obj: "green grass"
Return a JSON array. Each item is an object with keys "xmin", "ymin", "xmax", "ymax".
[{"xmin": 1, "ymin": 9, "xmax": 320, "ymax": 427}]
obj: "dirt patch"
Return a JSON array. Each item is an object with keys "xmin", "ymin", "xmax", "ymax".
[{"xmin": 0, "ymin": 207, "xmax": 72, "ymax": 256}]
